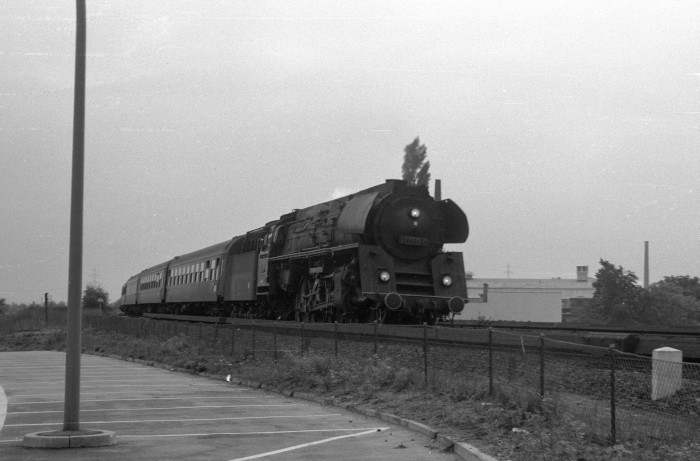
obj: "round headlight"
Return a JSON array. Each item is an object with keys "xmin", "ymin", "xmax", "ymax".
[
  {"xmin": 410, "ymin": 208, "xmax": 421, "ymax": 219},
  {"xmin": 379, "ymin": 270, "xmax": 391, "ymax": 282},
  {"xmin": 442, "ymin": 275, "xmax": 453, "ymax": 287}
]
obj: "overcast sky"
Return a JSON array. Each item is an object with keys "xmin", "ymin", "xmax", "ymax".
[{"xmin": 1, "ymin": 0, "xmax": 698, "ymax": 305}]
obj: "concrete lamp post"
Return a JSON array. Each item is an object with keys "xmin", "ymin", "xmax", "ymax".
[{"xmin": 23, "ymin": 1, "xmax": 116, "ymax": 448}]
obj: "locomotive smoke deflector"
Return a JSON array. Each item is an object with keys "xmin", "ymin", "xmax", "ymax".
[{"xmin": 439, "ymin": 199, "xmax": 469, "ymax": 243}]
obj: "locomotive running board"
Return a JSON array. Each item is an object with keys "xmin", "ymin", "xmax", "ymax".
[{"xmin": 267, "ymin": 243, "xmax": 359, "ymax": 262}]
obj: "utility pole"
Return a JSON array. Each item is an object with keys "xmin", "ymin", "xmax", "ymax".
[{"xmin": 505, "ymin": 263, "xmax": 512, "ymax": 279}]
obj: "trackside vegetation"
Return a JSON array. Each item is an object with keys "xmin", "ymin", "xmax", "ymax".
[{"xmin": 1, "ymin": 307, "xmax": 698, "ymax": 461}]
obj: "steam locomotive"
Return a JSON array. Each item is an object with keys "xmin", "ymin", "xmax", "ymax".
[{"xmin": 119, "ymin": 179, "xmax": 469, "ymax": 324}]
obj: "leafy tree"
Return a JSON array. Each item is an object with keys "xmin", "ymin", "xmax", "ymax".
[
  {"xmin": 583, "ymin": 260, "xmax": 700, "ymax": 326},
  {"xmin": 82, "ymin": 283, "xmax": 109, "ymax": 310},
  {"xmin": 585, "ymin": 259, "xmax": 651, "ymax": 324},
  {"xmin": 647, "ymin": 280, "xmax": 700, "ymax": 325},
  {"xmin": 401, "ymin": 137, "xmax": 431, "ymax": 189},
  {"xmin": 0, "ymin": 298, "xmax": 5, "ymax": 315},
  {"xmin": 661, "ymin": 275, "xmax": 700, "ymax": 301}
]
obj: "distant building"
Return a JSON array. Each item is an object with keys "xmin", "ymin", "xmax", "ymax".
[
  {"xmin": 464, "ymin": 266, "xmax": 595, "ymax": 323},
  {"xmin": 561, "ymin": 297, "xmax": 593, "ymax": 323}
]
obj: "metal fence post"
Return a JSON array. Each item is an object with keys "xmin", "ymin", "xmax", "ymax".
[
  {"xmin": 609, "ymin": 344, "xmax": 617, "ymax": 445},
  {"xmin": 273, "ymin": 322, "xmax": 278, "ymax": 361},
  {"xmin": 488, "ymin": 327, "xmax": 494, "ymax": 396},
  {"xmin": 252, "ymin": 322, "xmax": 256, "ymax": 361},
  {"xmin": 334, "ymin": 321, "xmax": 338, "ymax": 357},
  {"xmin": 373, "ymin": 321, "xmax": 378, "ymax": 355},
  {"xmin": 423, "ymin": 323, "xmax": 428, "ymax": 386},
  {"xmin": 539, "ymin": 333, "xmax": 545, "ymax": 398}
]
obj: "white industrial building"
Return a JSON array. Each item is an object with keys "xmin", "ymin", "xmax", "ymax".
[{"xmin": 464, "ymin": 266, "xmax": 595, "ymax": 322}]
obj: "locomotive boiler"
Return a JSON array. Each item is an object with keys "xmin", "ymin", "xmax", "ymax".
[{"xmin": 120, "ymin": 179, "xmax": 469, "ymax": 324}]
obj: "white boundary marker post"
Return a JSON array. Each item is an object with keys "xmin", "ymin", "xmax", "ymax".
[{"xmin": 652, "ymin": 347, "xmax": 682, "ymax": 401}]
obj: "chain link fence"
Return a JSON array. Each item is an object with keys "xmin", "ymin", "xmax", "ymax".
[{"xmin": 8, "ymin": 308, "xmax": 699, "ymax": 445}]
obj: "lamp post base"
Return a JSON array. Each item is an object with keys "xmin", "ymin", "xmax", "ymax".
[{"xmin": 23, "ymin": 430, "xmax": 116, "ymax": 448}]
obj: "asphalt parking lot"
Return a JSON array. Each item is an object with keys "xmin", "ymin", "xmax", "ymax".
[{"xmin": 0, "ymin": 351, "xmax": 460, "ymax": 461}]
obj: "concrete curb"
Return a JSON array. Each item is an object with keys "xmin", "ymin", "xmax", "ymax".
[{"xmin": 229, "ymin": 379, "xmax": 499, "ymax": 461}]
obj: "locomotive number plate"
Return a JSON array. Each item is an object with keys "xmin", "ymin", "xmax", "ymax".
[{"xmin": 399, "ymin": 235, "xmax": 430, "ymax": 246}]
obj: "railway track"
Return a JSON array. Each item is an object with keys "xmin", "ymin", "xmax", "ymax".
[
  {"xmin": 134, "ymin": 313, "xmax": 700, "ymax": 361},
  {"xmin": 452, "ymin": 320, "xmax": 700, "ymax": 360}
]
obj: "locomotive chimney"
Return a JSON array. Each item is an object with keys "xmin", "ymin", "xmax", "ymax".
[{"xmin": 434, "ymin": 179, "xmax": 442, "ymax": 201}]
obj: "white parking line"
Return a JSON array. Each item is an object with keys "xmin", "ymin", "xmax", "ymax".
[
  {"xmin": 0, "ymin": 380, "xmax": 228, "ymax": 388},
  {"xmin": 4, "ymin": 413, "xmax": 343, "ymax": 427},
  {"xmin": 0, "ymin": 427, "xmax": 387, "ymax": 444},
  {"xmin": 228, "ymin": 428, "xmax": 389, "ymax": 461},
  {"xmin": 9, "ymin": 396, "xmax": 257, "ymax": 405},
  {"xmin": 122, "ymin": 427, "xmax": 385, "ymax": 439},
  {"xmin": 10, "ymin": 403, "xmax": 300, "ymax": 415},
  {"xmin": 6, "ymin": 388, "xmax": 232, "ymax": 398},
  {"xmin": 0, "ymin": 380, "xmax": 223, "ymax": 390}
]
